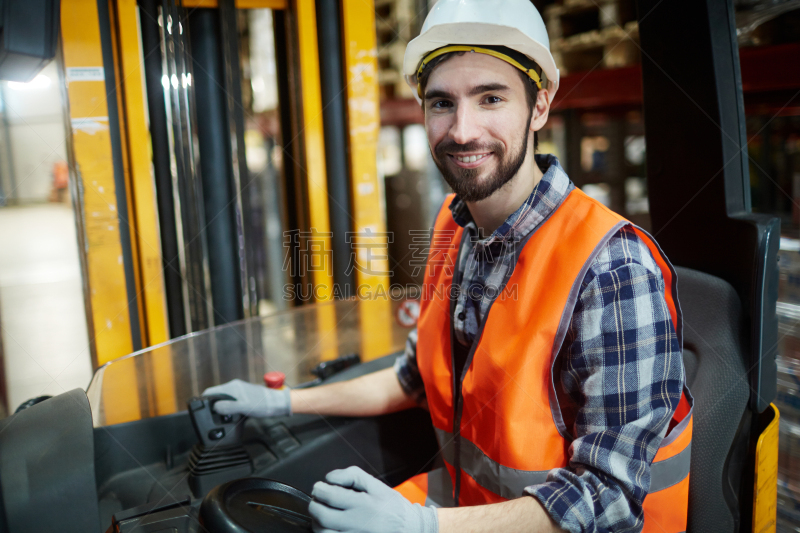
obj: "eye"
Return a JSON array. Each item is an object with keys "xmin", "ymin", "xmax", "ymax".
[
  {"xmin": 484, "ymin": 95, "xmax": 503, "ymax": 105},
  {"xmin": 430, "ymin": 100, "xmax": 452, "ymax": 110}
]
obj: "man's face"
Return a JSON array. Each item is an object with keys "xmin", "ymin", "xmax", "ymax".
[{"xmin": 423, "ymin": 53, "xmax": 533, "ymax": 202}]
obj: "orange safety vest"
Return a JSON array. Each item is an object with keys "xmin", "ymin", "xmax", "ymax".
[{"xmin": 395, "ymin": 189, "xmax": 692, "ymax": 533}]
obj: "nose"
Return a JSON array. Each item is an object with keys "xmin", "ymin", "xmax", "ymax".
[{"xmin": 449, "ymin": 104, "xmax": 481, "ymax": 146}]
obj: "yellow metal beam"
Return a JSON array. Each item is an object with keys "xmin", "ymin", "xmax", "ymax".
[
  {"xmin": 105, "ymin": 0, "xmax": 147, "ymax": 354},
  {"xmin": 180, "ymin": 0, "xmax": 287, "ymax": 9},
  {"xmin": 113, "ymin": 0, "xmax": 170, "ymax": 348},
  {"xmin": 753, "ymin": 403, "xmax": 779, "ymax": 532},
  {"xmin": 295, "ymin": 0, "xmax": 334, "ymax": 303},
  {"xmin": 62, "ymin": 0, "xmax": 135, "ymax": 368},
  {"xmin": 111, "ymin": 0, "xmax": 176, "ymax": 415},
  {"xmin": 290, "ymin": 0, "xmax": 337, "ymax": 360},
  {"xmin": 61, "ymin": 0, "xmax": 141, "ymax": 423},
  {"xmin": 341, "ymin": 0, "xmax": 393, "ymax": 360}
]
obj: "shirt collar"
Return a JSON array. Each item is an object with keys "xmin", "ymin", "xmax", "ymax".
[{"xmin": 448, "ymin": 154, "xmax": 573, "ymax": 246}]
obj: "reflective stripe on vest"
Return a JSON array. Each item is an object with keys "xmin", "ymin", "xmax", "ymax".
[
  {"xmin": 409, "ymin": 188, "xmax": 691, "ymax": 532},
  {"xmin": 394, "ymin": 468, "xmax": 456, "ymax": 508},
  {"xmin": 434, "ymin": 426, "xmax": 692, "ymax": 498},
  {"xmin": 434, "ymin": 427, "xmax": 548, "ymax": 499},
  {"xmin": 651, "ymin": 443, "xmax": 692, "ymax": 492},
  {"xmin": 425, "ymin": 467, "xmax": 455, "ymax": 508}
]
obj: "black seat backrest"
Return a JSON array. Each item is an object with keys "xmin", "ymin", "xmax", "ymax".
[
  {"xmin": 0, "ymin": 388, "xmax": 100, "ymax": 533},
  {"xmin": 677, "ymin": 266, "xmax": 750, "ymax": 533}
]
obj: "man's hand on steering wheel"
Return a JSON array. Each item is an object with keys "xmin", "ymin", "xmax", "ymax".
[{"xmin": 309, "ymin": 466, "xmax": 438, "ymax": 533}]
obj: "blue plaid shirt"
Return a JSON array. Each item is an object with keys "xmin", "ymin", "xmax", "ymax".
[{"xmin": 394, "ymin": 155, "xmax": 684, "ymax": 533}]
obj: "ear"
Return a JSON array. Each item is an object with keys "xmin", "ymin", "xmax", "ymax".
[{"xmin": 530, "ymin": 88, "xmax": 550, "ymax": 133}]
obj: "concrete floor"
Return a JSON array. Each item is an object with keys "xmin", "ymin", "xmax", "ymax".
[{"xmin": 0, "ymin": 204, "xmax": 93, "ymax": 412}]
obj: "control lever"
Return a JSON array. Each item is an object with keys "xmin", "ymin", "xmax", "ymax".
[
  {"xmin": 312, "ymin": 353, "xmax": 361, "ymax": 380},
  {"xmin": 186, "ymin": 395, "xmax": 253, "ymax": 497},
  {"xmin": 294, "ymin": 353, "xmax": 362, "ymax": 389},
  {"xmin": 187, "ymin": 394, "xmax": 245, "ymax": 447}
]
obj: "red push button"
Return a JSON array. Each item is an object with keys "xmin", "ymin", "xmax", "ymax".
[{"xmin": 264, "ymin": 371, "xmax": 285, "ymax": 389}]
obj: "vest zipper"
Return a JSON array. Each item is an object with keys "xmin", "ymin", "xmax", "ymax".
[
  {"xmin": 450, "ymin": 229, "xmax": 469, "ymax": 506},
  {"xmin": 449, "ymin": 231, "xmax": 533, "ymax": 505}
]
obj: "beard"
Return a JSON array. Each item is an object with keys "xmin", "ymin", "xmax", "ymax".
[{"xmin": 432, "ymin": 122, "xmax": 531, "ymax": 203}]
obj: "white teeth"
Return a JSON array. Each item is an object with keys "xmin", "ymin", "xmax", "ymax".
[{"xmin": 456, "ymin": 154, "xmax": 486, "ymax": 163}]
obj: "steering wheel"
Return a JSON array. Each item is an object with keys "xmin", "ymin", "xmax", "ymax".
[{"xmin": 200, "ymin": 478, "xmax": 313, "ymax": 533}]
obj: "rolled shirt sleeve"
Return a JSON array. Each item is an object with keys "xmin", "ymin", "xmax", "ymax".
[
  {"xmin": 394, "ymin": 327, "xmax": 427, "ymax": 405},
  {"xmin": 525, "ymin": 228, "xmax": 685, "ymax": 533}
]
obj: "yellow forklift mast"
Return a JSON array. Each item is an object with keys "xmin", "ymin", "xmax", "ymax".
[{"xmin": 59, "ymin": 0, "xmax": 393, "ymax": 369}]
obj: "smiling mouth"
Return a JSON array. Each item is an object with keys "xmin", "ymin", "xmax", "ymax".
[{"xmin": 449, "ymin": 153, "xmax": 492, "ymax": 167}]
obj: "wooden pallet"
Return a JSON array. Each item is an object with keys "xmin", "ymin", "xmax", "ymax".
[
  {"xmin": 375, "ymin": 0, "xmax": 425, "ymax": 100},
  {"xmin": 378, "ymin": 39, "xmax": 415, "ymax": 100},
  {"xmin": 378, "ymin": 69, "xmax": 415, "ymax": 100},
  {"xmin": 374, "ymin": 0, "xmax": 419, "ymax": 46},
  {"xmin": 551, "ymin": 21, "xmax": 640, "ymax": 74},
  {"xmin": 545, "ymin": 0, "xmax": 637, "ymax": 41}
]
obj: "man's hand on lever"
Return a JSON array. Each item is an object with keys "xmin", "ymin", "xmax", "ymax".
[
  {"xmin": 309, "ymin": 466, "xmax": 438, "ymax": 533},
  {"xmin": 201, "ymin": 379, "xmax": 292, "ymax": 418},
  {"xmin": 205, "ymin": 368, "xmax": 416, "ymax": 419}
]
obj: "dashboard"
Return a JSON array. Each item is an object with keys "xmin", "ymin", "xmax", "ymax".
[{"xmin": 0, "ymin": 354, "xmax": 440, "ymax": 533}]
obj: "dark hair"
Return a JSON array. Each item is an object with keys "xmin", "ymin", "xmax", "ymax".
[{"xmin": 418, "ymin": 50, "xmax": 541, "ymax": 150}]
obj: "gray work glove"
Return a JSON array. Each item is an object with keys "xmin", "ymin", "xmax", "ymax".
[
  {"xmin": 309, "ymin": 466, "xmax": 438, "ymax": 533},
  {"xmin": 201, "ymin": 379, "xmax": 291, "ymax": 418}
]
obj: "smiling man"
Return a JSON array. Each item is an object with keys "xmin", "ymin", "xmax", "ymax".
[
  {"xmin": 205, "ymin": 1, "xmax": 693, "ymax": 532},
  {"xmin": 423, "ymin": 51, "xmax": 546, "ymax": 233}
]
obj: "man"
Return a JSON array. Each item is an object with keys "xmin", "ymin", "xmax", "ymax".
[{"xmin": 204, "ymin": 1, "xmax": 692, "ymax": 531}]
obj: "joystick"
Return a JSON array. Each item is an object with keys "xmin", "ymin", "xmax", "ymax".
[
  {"xmin": 187, "ymin": 395, "xmax": 253, "ymax": 497},
  {"xmin": 188, "ymin": 394, "xmax": 246, "ymax": 447}
]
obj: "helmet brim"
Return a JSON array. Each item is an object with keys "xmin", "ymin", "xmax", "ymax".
[{"xmin": 404, "ymin": 23, "xmax": 560, "ymax": 104}]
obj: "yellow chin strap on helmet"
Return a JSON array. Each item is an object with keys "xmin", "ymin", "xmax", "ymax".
[{"xmin": 415, "ymin": 45, "xmax": 543, "ymax": 98}]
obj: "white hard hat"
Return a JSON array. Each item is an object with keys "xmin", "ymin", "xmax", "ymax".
[{"xmin": 404, "ymin": 0, "xmax": 559, "ymax": 104}]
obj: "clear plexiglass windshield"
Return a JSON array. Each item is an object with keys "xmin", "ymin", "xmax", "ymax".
[{"xmin": 86, "ymin": 298, "xmax": 411, "ymax": 427}]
